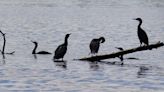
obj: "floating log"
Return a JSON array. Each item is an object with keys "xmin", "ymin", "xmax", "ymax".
[{"xmin": 77, "ymin": 42, "xmax": 164, "ymax": 61}]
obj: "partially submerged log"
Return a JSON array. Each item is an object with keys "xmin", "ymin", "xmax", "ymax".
[{"xmin": 77, "ymin": 42, "xmax": 164, "ymax": 61}]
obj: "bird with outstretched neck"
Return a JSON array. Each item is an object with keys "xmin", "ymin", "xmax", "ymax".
[
  {"xmin": 31, "ymin": 41, "xmax": 51, "ymax": 54},
  {"xmin": 53, "ymin": 34, "xmax": 71, "ymax": 60},
  {"xmin": 89, "ymin": 37, "xmax": 105, "ymax": 55},
  {"xmin": 134, "ymin": 18, "xmax": 149, "ymax": 46}
]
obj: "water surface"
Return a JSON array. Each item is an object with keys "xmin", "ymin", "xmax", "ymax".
[{"xmin": 0, "ymin": 0, "xmax": 164, "ymax": 92}]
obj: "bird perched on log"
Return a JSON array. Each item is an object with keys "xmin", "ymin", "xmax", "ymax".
[
  {"xmin": 53, "ymin": 34, "xmax": 71, "ymax": 60},
  {"xmin": 89, "ymin": 37, "xmax": 105, "ymax": 55},
  {"xmin": 134, "ymin": 18, "xmax": 149, "ymax": 46},
  {"xmin": 31, "ymin": 41, "xmax": 51, "ymax": 54}
]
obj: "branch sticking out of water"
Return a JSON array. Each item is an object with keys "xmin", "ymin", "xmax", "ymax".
[
  {"xmin": 77, "ymin": 42, "xmax": 164, "ymax": 61},
  {"xmin": 0, "ymin": 30, "xmax": 15, "ymax": 55}
]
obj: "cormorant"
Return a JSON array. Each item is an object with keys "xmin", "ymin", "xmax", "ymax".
[
  {"xmin": 31, "ymin": 41, "xmax": 51, "ymax": 54},
  {"xmin": 89, "ymin": 37, "xmax": 105, "ymax": 55},
  {"xmin": 53, "ymin": 34, "xmax": 71, "ymax": 60},
  {"xmin": 134, "ymin": 18, "xmax": 149, "ymax": 46}
]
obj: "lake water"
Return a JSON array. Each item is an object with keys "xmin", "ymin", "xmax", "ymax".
[{"xmin": 0, "ymin": 0, "xmax": 164, "ymax": 92}]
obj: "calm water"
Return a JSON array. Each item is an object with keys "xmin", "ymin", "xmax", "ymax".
[{"xmin": 0, "ymin": 0, "xmax": 164, "ymax": 92}]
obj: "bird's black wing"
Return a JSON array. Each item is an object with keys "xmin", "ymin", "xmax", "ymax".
[
  {"xmin": 54, "ymin": 44, "xmax": 67, "ymax": 59},
  {"xmin": 90, "ymin": 39, "xmax": 100, "ymax": 53},
  {"xmin": 139, "ymin": 28, "xmax": 149, "ymax": 45}
]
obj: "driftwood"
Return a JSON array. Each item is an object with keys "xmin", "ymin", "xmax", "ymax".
[
  {"xmin": 0, "ymin": 30, "xmax": 15, "ymax": 55},
  {"xmin": 77, "ymin": 42, "xmax": 164, "ymax": 61}
]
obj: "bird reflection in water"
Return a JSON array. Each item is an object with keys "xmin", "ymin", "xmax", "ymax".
[
  {"xmin": 53, "ymin": 60, "xmax": 67, "ymax": 69},
  {"xmin": 137, "ymin": 66, "xmax": 149, "ymax": 78},
  {"xmin": 89, "ymin": 61, "xmax": 99, "ymax": 70}
]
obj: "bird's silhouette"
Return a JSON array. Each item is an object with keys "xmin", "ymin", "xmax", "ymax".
[
  {"xmin": 31, "ymin": 41, "xmax": 51, "ymax": 54},
  {"xmin": 89, "ymin": 37, "xmax": 105, "ymax": 55},
  {"xmin": 53, "ymin": 34, "xmax": 71, "ymax": 60},
  {"xmin": 134, "ymin": 18, "xmax": 149, "ymax": 46}
]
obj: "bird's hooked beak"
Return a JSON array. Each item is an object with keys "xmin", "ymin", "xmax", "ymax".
[
  {"xmin": 68, "ymin": 33, "xmax": 71, "ymax": 37},
  {"xmin": 133, "ymin": 18, "xmax": 137, "ymax": 20},
  {"xmin": 65, "ymin": 33, "xmax": 71, "ymax": 38}
]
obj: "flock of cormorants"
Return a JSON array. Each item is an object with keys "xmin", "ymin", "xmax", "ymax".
[{"xmin": 30, "ymin": 18, "xmax": 149, "ymax": 61}]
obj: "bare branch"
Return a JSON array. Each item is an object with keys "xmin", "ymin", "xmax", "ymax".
[
  {"xmin": 5, "ymin": 51, "xmax": 15, "ymax": 55},
  {"xmin": 0, "ymin": 30, "xmax": 15, "ymax": 55}
]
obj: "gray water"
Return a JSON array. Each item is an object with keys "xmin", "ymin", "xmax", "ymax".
[{"xmin": 0, "ymin": 0, "xmax": 164, "ymax": 92}]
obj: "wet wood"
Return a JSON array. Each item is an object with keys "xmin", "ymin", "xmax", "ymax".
[
  {"xmin": 0, "ymin": 30, "xmax": 15, "ymax": 55},
  {"xmin": 77, "ymin": 42, "xmax": 164, "ymax": 61},
  {"xmin": 0, "ymin": 30, "xmax": 6, "ymax": 54}
]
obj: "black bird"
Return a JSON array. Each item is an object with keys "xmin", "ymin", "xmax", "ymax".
[
  {"xmin": 134, "ymin": 18, "xmax": 149, "ymax": 46},
  {"xmin": 89, "ymin": 37, "xmax": 105, "ymax": 55},
  {"xmin": 53, "ymin": 34, "xmax": 71, "ymax": 60},
  {"xmin": 31, "ymin": 41, "xmax": 51, "ymax": 54}
]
